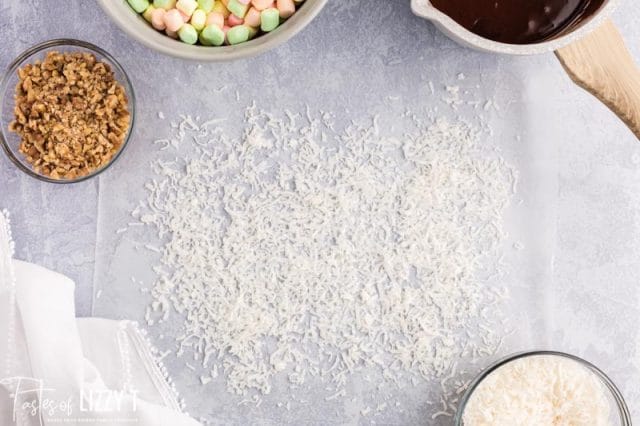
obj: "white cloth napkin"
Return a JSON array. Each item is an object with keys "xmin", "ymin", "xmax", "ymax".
[{"xmin": 0, "ymin": 211, "xmax": 201, "ymax": 426}]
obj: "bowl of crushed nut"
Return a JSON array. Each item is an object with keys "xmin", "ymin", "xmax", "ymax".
[{"xmin": 0, "ymin": 39, "xmax": 135, "ymax": 183}]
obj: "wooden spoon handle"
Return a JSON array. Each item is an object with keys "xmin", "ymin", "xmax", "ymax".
[{"xmin": 555, "ymin": 19, "xmax": 640, "ymax": 140}]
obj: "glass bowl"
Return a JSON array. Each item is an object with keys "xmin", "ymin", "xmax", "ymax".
[
  {"xmin": 455, "ymin": 351, "xmax": 631, "ymax": 425},
  {"xmin": 0, "ymin": 39, "xmax": 135, "ymax": 184}
]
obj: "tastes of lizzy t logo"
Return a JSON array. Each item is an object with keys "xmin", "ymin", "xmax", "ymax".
[{"xmin": 0, "ymin": 376, "xmax": 139, "ymax": 424}]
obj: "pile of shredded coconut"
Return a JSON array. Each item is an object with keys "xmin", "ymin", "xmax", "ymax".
[{"xmin": 133, "ymin": 104, "xmax": 515, "ymax": 402}]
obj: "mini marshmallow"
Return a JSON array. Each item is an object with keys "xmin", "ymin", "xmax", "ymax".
[
  {"xmin": 227, "ymin": 0, "xmax": 249, "ymax": 18},
  {"xmin": 154, "ymin": 0, "xmax": 176, "ymax": 9},
  {"xmin": 127, "ymin": 0, "xmax": 150, "ymax": 13},
  {"xmin": 164, "ymin": 8, "xmax": 184, "ymax": 31},
  {"xmin": 276, "ymin": 0, "xmax": 295, "ymax": 19},
  {"xmin": 176, "ymin": 0, "xmax": 198, "ymax": 17},
  {"xmin": 197, "ymin": 0, "xmax": 215, "ymax": 12},
  {"xmin": 251, "ymin": 0, "xmax": 272, "ymax": 11},
  {"xmin": 227, "ymin": 13, "xmax": 244, "ymax": 26},
  {"xmin": 178, "ymin": 23, "xmax": 198, "ymax": 44},
  {"xmin": 134, "ymin": 0, "xmax": 304, "ymax": 45},
  {"xmin": 142, "ymin": 4, "xmax": 156, "ymax": 22},
  {"xmin": 200, "ymin": 24, "xmax": 226, "ymax": 45},
  {"xmin": 206, "ymin": 11, "xmax": 225, "ymax": 28},
  {"xmin": 179, "ymin": 9, "xmax": 191, "ymax": 21},
  {"xmin": 151, "ymin": 7, "xmax": 167, "ymax": 29},
  {"xmin": 226, "ymin": 24, "xmax": 250, "ymax": 44},
  {"xmin": 260, "ymin": 7, "xmax": 279, "ymax": 31},
  {"xmin": 191, "ymin": 9, "xmax": 207, "ymax": 30},
  {"xmin": 212, "ymin": 0, "xmax": 231, "ymax": 17},
  {"xmin": 244, "ymin": 7, "xmax": 261, "ymax": 27}
]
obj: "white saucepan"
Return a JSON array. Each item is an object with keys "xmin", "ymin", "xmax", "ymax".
[{"xmin": 411, "ymin": 0, "xmax": 640, "ymax": 139}]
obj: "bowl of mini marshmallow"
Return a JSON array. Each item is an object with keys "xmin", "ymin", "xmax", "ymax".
[{"xmin": 97, "ymin": 0, "xmax": 328, "ymax": 61}]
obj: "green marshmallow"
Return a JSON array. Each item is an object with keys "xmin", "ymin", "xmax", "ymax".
[
  {"xmin": 226, "ymin": 0, "xmax": 249, "ymax": 18},
  {"xmin": 153, "ymin": 0, "xmax": 176, "ymax": 9},
  {"xmin": 197, "ymin": 0, "xmax": 214, "ymax": 13},
  {"xmin": 260, "ymin": 8, "xmax": 280, "ymax": 32},
  {"xmin": 200, "ymin": 25, "xmax": 225, "ymax": 46},
  {"xmin": 198, "ymin": 32, "xmax": 211, "ymax": 46},
  {"xmin": 178, "ymin": 24, "xmax": 198, "ymax": 44},
  {"xmin": 127, "ymin": 0, "xmax": 150, "ymax": 13},
  {"xmin": 226, "ymin": 25, "xmax": 250, "ymax": 45}
]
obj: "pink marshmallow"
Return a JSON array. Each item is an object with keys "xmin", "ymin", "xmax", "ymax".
[
  {"xmin": 151, "ymin": 8, "xmax": 167, "ymax": 30},
  {"xmin": 276, "ymin": 0, "xmax": 295, "ymax": 18},
  {"xmin": 179, "ymin": 9, "xmax": 191, "ymax": 22},
  {"xmin": 164, "ymin": 9, "xmax": 185, "ymax": 32},
  {"xmin": 227, "ymin": 14, "xmax": 244, "ymax": 26},
  {"xmin": 206, "ymin": 11, "xmax": 225, "ymax": 28},
  {"xmin": 243, "ymin": 7, "xmax": 261, "ymax": 27}
]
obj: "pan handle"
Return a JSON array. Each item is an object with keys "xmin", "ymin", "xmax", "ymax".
[{"xmin": 555, "ymin": 19, "xmax": 640, "ymax": 140}]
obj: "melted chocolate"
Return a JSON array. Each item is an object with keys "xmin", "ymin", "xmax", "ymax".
[{"xmin": 430, "ymin": 0, "xmax": 605, "ymax": 44}]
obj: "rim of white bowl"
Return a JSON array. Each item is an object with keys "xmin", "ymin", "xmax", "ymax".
[
  {"xmin": 97, "ymin": 0, "xmax": 328, "ymax": 62},
  {"xmin": 410, "ymin": 0, "xmax": 618, "ymax": 55}
]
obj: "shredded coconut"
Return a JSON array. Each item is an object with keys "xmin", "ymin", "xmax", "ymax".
[
  {"xmin": 462, "ymin": 355, "xmax": 613, "ymax": 425},
  {"xmin": 132, "ymin": 104, "xmax": 515, "ymax": 407}
]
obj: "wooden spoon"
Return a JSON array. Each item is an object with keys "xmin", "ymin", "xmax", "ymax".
[{"xmin": 556, "ymin": 19, "xmax": 640, "ymax": 140}]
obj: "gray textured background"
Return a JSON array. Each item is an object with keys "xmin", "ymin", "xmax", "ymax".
[{"xmin": 1, "ymin": 0, "xmax": 640, "ymax": 424}]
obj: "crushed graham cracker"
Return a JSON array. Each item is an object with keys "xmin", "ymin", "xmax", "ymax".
[{"xmin": 8, "ymin": 51, "xmax": 131, "ymax": 180}]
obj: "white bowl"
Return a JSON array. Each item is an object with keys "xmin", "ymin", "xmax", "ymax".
[
  {"xmin": 97, "ymin": 0, "xmax": 328, "ymax": 61},
  {"xmin": 411, "ymin": 0, "xmax": 618, "ymax": 55}
]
